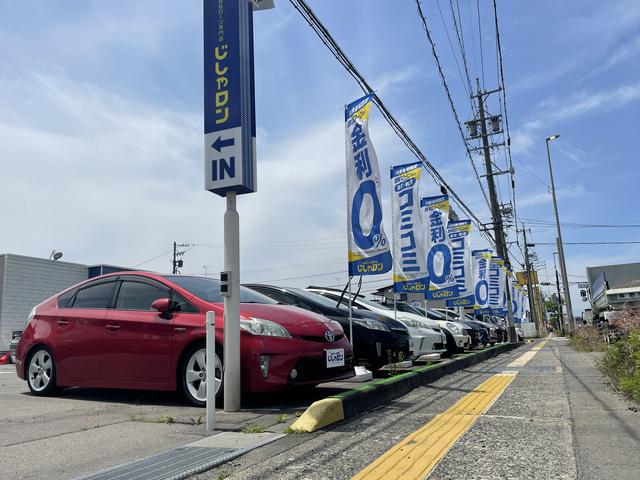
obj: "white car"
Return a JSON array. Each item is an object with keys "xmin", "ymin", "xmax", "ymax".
[
  {"xmin": 395, "ymin": 303, "xmax": 472, "ymax": 352},
  {"xmin": 306, "ymin": 288, "xmax": 447, "ymax": 360}
]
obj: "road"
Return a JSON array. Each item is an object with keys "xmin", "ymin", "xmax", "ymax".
[{"xmin": 195, "ymin": 338, "xmax": 640, "ymax": 480}]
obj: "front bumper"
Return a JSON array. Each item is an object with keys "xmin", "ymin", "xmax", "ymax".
[
  {"xmin": 352, "ymin": 329, "xmax": 411, "ymax": 368},
  {"xmin": 408, "ymin": 329, "xmax": 447, "ymax": 357},
  {"xmin": 453, "ymin": 333, "xmax": 471, "ymax": 349},
  {"xmin": 241, "ymin": 336, "xmax": 355, "ymax": 393}
]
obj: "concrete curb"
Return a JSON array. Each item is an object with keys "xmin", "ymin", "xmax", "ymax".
[{"xmin": 291, "ymin": 342, "xmax": 522, "ymax": 432}]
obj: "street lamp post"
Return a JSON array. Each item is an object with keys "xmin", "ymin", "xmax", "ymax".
[{"xmin": 545, "ymin": 135, "xmax": 575, "ymax": 331}]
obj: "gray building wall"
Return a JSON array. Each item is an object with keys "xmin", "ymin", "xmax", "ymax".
[
  {"xmin": 586, "ymin": 262, "xmax": 640, "ymax": 291},
  {"xmin": 0, "ymin": 254, "xmax": 87, "ymax": 351}
]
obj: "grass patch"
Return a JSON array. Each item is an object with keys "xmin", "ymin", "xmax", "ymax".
[
  {"xmin": 241, "ymin": 424, "xmax": 265, "ymax": 434},
  {"xmin": 217, "ymin": 469, "xmax": 232, "ymax": 480},
  {"xmin": 130, "ymin": 415, "xmax": 175, "ymax": 424},
  {"xmin": 569, "ymin": 325, "xmax": 606, "ymax": 352},
  {"xmin": 599, "ymin": 327, "xmax": 640, "ymax": 403},
  {"xmin": 284, "ymin": 426, "xmax": 304, "ymax": 434},
  {"xmin": 277, "ymin": 413, "xmax": 287, "ymax": 423}
]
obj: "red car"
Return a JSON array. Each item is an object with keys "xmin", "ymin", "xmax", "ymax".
[{"xmin": 15, "ymin": 272, "xmax": 355, "ymax": 405}]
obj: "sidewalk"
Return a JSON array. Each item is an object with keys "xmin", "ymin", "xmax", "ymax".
[{"xmin": 555, "ymin": 339, "xmax": 640, "ymax": 480}]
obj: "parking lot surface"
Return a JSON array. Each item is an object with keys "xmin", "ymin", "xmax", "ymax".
[{"xmin": 0, "ymin": 364, "xmax": 343, "ymax": 480}]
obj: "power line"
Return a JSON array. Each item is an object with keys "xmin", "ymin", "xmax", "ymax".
[
  {"xmin": 289, "ymin": 0, "xmax": 495, "ymax": 248},
  {"xmin": 434, "ymin": 0, "xmax": 470, "ymax": 99},
  {"xmin": 534, "ymin": 241, "xmax": 640, "ymax": 246},
  {"xmin": 449, "ymin": 0, "xmax": 475, "ymax": 111},
  {"xmin": 413, "ymin": 0, "xmax": 493, "ymax": 219},
  {"xmin": 134, "ymin": 249, "xmax": 172, "ymax": 267},
  {"xmin": 475, "ymin": 0, "xmax": 485, "ymax": 88}
]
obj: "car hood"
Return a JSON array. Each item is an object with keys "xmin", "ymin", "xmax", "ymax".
[{"xmin": 235, "ymin": 303, "xmax": 343, "ymax": 337}]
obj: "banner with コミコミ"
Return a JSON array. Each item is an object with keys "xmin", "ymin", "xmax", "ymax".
[
  {"xmin": 446, "ymin": 219, "xmax": 474, "ymax": 307},
  {"xmin": 391, "ymin": 162, "xmax": 427, "ymax": 293}
]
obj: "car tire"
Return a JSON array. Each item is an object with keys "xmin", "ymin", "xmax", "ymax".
[
  {"xmin": 442, "ymin": 330, "xmax": 461, "ymax": 356},
  {"xmin": 26, "ymin": 346, "xmax": 60, "ymax": 396},
  {"xmin": 180, "ymin": 343, "xmax": 223, "ymax": 407}
]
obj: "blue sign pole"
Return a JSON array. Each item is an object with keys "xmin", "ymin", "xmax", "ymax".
[{"xmin": 204, "ymin": 0, "xmax": 257, "ymax": 413}]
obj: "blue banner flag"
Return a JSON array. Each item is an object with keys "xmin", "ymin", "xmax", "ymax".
[
  {"xmin": 391, "ymin": 162, "xmax": 427, "ymax": 293},
  {"xmin": 345, "ymin": 95, "xmax": 392, "ymax": 276}
]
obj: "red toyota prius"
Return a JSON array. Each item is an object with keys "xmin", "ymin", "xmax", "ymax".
[{"xmin": 15, "ymin": 272, "xmax": 355, "ymax": 405}]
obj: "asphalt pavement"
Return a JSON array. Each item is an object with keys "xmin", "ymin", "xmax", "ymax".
[
  {"xmin": 194, "ymin": 338, "xmax": 640, "ymax": 479},
  {"xmin": 4, "ymin": 338, "xmax": 639, "ymax": 479},
  {"xmin": 0, "ymin": 365, "xmax": 335, "ymax": 480}
]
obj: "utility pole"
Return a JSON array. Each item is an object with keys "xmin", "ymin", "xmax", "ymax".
[
  {"xmin": 553, "ymin": 251, "xmax": 564, "ymax": 334},
  {"xmin": 470, "ymin": 78, "xmax": 516, "ymax": 342},
  {"xmin": 522, "ymin": 224, "xmax": 540, "ymax": 335},
  {"xmin": 172, "ymin": 242, "xmax": 190, "ymax": 274}
]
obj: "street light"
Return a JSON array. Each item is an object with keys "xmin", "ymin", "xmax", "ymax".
[{"xmin": 545, "ymin": 135, "xmax": 574, "ymax": 331}]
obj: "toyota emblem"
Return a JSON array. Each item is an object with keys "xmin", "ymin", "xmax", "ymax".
[{"xmin": 324, "ymin": 330, "xmax": 335, "ymax": 342}]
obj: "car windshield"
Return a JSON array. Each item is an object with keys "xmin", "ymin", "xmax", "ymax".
[
  {"xmin": 165, "ymin": 276, "xmax": 277, "ymax": 304},
  {"xmin": 314, "ymin": 290, "xmax": 389, "ymax": 311},
  {"xmin": 396, "ymin": 303, "xmax": 425, "ymax": 316},
  {"xmin": 425, "ymin": 309, "xmax": 447, "ymax": 320},
  {"xmin": 288, "ymin": 288, "xmax": 342, "ymax": 310}
]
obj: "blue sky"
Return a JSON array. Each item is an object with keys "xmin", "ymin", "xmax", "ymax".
[{"xmin": 1, "ymin": 0, "xmax": 639, "ymax": 314}]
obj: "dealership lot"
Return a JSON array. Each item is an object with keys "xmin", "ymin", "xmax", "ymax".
[
  {"xmin": 0, "ymin": 363, "xmax": 339, "ymax": 480},
  {"xmin": 1, "ymin": 344, "xmax": 504, "ymax": 480}
]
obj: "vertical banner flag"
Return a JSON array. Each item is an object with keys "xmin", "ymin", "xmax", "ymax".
[
  {"xmin": 422, "ymin": 195, "xmax": 458, "ymax": 300},
  {"xmin": 472, "ymin": 249, "xmax": 492, "ymax": 313},
  {"xmin": 345, "ymin": 95, "xmax": 392, "ymax": 276},
  {"xmin": 446, "ymin": 220, "xmax": 474, "ymax": 307},
  {"xmin": 489, "ymin": 256, "xmax": 506, "ymax": 315},
  {"xmin": 204, "ymin": 0, "xmax": 257, "ymax": 196},
  {"xmin": 391, "ymin": 162, "xmax": 427, "ymax": 293},
  {"xmin": 511, "ymin": 280, "xmax": 520, "ymax": 323}
]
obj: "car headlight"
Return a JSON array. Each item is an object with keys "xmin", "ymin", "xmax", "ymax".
[
  {"xmin": 446, "ymin": 322, "xmax": 460, "ymax": 334},
  {"xmin": 399, "ymin": 318, "xmax": 425, "ymax": 329},
  {"xmin": 27, "ymin": 307, "xmax": 36, "ymax": 325},
  {"xmin": 353, "ymin": 318, "xmax": 390, "ymax": 331},
  {"xmin": 240, "ymin": 318, "xmax": 291, "ymax": 338}
]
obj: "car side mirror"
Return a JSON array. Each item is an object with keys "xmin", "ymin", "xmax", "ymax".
[{"xmin": 151, "ymin": 298, "xmax": 172, "ymax": 317}]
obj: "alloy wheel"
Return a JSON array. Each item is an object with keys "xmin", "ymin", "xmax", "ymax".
[
  {"xmin": 185, "ymin": 348, "xmax": 222, "ymax": 402},
  {"xmin": 28, "ymin": 349, "xmax": 53, "ymax": 392}
]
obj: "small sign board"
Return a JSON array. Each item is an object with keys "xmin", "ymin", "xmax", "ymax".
[{"xmin": 516, "ymin": 270, "xmax": 538, "ymax": 286}]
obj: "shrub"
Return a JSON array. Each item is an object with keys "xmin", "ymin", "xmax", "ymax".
[
  {"xmin": 599, "ymin": 327, "xmax": 640, "ymax": 403},
  {"xmin": 569, "ymin": 325, "xmax": 606, "ymax": 352}
]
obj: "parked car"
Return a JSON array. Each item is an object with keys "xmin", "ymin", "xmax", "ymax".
[
  {"xmin": 10, "ymin": 330, "xmax": 22, "ymax": 364},
  {"xmin": 15, "ymin": 273, "xmax": 355, "ymax": 406},
  {"xmin": 306, "ymin": 288, "xmax": 446, "ymax": 360},
  {"xmin": 488, "ymin": 316, "xmax": 509, "ymax": 342},
  {"xmin": 244, "ymin": 284, "xmax": 411, "ymax": 369},
  {"xmin": 431, "ymin": 309, "xmax": 496, "ymax": 347},
  {"xmin": 392, "ymin": 303, "xmax": 472, "ymax": 354}
]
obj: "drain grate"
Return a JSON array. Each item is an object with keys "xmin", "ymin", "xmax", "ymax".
[{"xmin": 76, "ymin": 446, "xmax": 235, "ymax": 480}]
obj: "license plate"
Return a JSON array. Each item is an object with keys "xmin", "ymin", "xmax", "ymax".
[{"xmin": 325, "ymin": 348, "xmax": 345, "ymax": 368}]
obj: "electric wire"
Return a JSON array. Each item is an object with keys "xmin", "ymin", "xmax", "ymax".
[
  {"xmin": 413, "ymin": 0, "xmax": 493, "ymax": 219},
  {"xmin": 476, "ymin": 0, "xmax": 485, "ymax": 88},
  {"xmin": 290, "ymin": 0, "xmax": 495, "ymax": 248}
]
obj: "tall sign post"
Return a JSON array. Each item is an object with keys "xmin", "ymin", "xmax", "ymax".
[{"xmin": 204, "ymin": 0, "xmax": 258, "ymax": 413}]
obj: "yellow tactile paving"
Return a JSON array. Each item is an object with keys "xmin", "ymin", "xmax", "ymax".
[
  {"xmin": 507, "ymin": 339, "xmax": 548, "ymax": 368},
  {"xmin": 352, "ymin": 372, "xmax": 516, "ymax": 480}
]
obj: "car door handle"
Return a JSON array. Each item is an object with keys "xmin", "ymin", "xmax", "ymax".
[
  {"xmin": 57, "ymin": 319, "xmax": 70, "ymax": 326},
  {"xmin": 174, "ymin": 327, "xmax": 186, "ymax": 332},
  {"xmin": 105, "ymin": 324, "xmax": 120, "ymax": 331}
]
